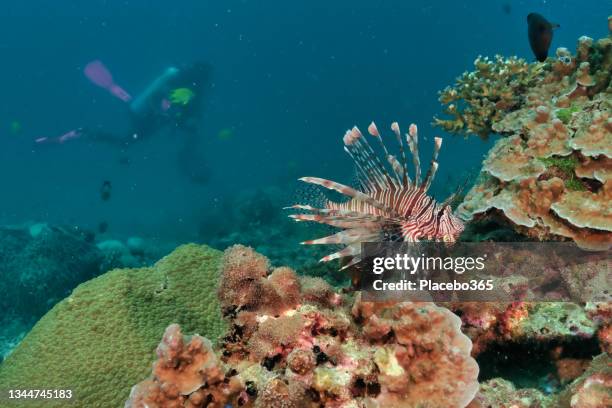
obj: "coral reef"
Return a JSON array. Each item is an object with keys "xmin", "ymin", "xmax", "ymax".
[
  {"xmin": 468, "ymin": 352, "xmax": 611, "ymax": 407},
  {"xmin": 439, "ymin": 20, "xmax": 612, "ymax": 250},
  {"xmin": 0, "ymin": 244, "xmax": 226, "ymax": 408},
  {"xmin": 97, "ymin": 238, "xmax": 142, "ymax": 269},
  {"xmin": 558, "ymin": 353, "xmax": 612, "ymax": 408},
  {"xmin": 97, "ymin": 235, "xmax": 169, "ymax": 271},
  {"xmin": 0, "ymin": 314, "xmax": 30, "ymax": 363},
  {"xmin": 127, "ymin": 245, "xmax": 480, "ymax": 408},
  {"xmin": 454, "ymin": 302, "xmax": 601, "ymax": 357},
  {"xmin": 0, "ymin": 222, "xmax": 105, "ymax": 362},
  {"xmin": 0, "ymin": 223, "xmax": 104, "ymax": 319},
  {"xmin": 468, "ymin": 378, "xmax": 554, "ymax": 408},
  {"xmin": 0, "ymin": 222, "xmax": 175, "ymax": 359},
  {"xmin": 451, "ymin": 296, "xmax": 610, "ymax": 403},
  {"xmin": 434, "ymin": 55, "xmax": 545, "ymax": 139}
]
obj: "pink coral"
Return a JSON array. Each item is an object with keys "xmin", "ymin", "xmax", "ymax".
[{"xmin": 126, "ymin": 324, "xmax": 241, "ymax": 408}]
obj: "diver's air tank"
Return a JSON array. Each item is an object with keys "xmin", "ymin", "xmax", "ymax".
[{"xmin": 129, "ymin": 67, "xmax": 179, "ymax": 116}]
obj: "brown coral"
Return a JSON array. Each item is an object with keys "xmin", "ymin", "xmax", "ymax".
[
  {"xmin": 433, "ymin": 55, "xmax": 544, "ymax": 139},
  {"xmin": 218, "ymin": 245, "xmax": 301, "ymax": 316},
  {"xmin": 569, "ymin": 110, "xmax": 612, "ymax": 158}
]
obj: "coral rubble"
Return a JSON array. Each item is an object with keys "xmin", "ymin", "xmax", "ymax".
[
  {"xmin": 0, "ymin": 244, "xmax": 226, "ymax": 408},
  {"xmin": 437, "ymin": 19, "xmax": 612, "ymax": 250},
  {"xmin": 127, "ymin": 245, "xmax": 480, "ymax": 408}
]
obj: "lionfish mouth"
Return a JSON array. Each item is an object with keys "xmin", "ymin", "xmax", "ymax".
[{"xmin": 288, "ymin": 121, "xmax": 464, "ymax": 270}]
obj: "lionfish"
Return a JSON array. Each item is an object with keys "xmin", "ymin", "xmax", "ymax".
[{"xmin": 288, "ymin": 122, "xmax": 464, "ymax": 270}]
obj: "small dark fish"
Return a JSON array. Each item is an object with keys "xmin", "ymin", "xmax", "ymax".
[
  {"xmin": 502, "ymin": 3, "xmax": 511, "ymax": 15},
  {"xmin": 100, "ymin": 180, "xmax": 112, "ymax": 201},
  {"xmin": 98, "ymin": 221, "xmax": 109, "ymax": 234},
  {"xmin": 527, "ymin": 13, "xmax": 560, "ymax": 62}
]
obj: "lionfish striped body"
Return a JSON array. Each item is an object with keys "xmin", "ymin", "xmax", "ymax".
[{"xmin": 289, "ymin": 121, "xmax": 464, "ymax": 269}]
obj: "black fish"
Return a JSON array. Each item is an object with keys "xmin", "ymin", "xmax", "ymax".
[
  {"xmin": 527, "ymin": 13, "xmax": 559, "ymax": 62},
  {"xmin": 100, "ymin": 180, "xmax": 112, "ymax": 201}
]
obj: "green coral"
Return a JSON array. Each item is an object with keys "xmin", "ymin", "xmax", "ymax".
[
  {"xmin": 537, "ymin": 156, "xmax": 586, "ymax": 191},
  {"xmin": 537, "ymin": 156, "xmax": 579, "ymax": 176},
  {"xmin": 555, "ymin": 106, "xmax": 580, "ymax": 124},
  {"xmin": 565, "ymin": 178, "xmax": 587, "ymax": 191},
  {"xmin": 0, "ymin": 244, "xmax": 226, "ymax": 408}
]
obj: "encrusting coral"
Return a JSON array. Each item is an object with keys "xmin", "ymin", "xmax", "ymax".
[
  {"xmin": 126, "ymin": 245, "xmax": 480, "ymax": 408},
  {"xmin": 0, "ymin": 244, "xmax": 227, "ymax": 408},
  {"xmin": 439, "ymin": 18, "xmax": 612, "ymax": 250}
]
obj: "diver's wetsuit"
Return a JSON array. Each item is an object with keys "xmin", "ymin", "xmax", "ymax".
[{"xmin": 87, "ymin": 62, "xmax": 213, "ymax": 183}]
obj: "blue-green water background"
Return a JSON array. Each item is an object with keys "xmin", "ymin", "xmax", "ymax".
[{"xmin": 0, "ymin": 0, "xmax": 608, "ymax": 243}]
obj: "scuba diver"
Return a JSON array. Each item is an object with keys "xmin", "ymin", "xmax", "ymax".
[{"xmin": 36, "ymin": 60, "xmax": 212, "ymax": 184}]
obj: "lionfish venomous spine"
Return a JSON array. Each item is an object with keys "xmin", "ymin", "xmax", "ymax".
[{"xmin": 288, "ymin": 122, "xmax": 464, "ymax": 269}]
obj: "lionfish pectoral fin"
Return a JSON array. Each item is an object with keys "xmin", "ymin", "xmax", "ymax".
[
  {"xmin": 298, "ymin": 177, "xmax": 396, "ymax": 216},
  {"xmin": 339, "ymin": 256, "xmax": 362, "ymax": 271},
  {"xmin": 302, "ymin": 229, "xmax": 375, "ymax": 245},
  {"xmin": 319, "ymin": 244, "xmax": 360, "ymax": 263}
]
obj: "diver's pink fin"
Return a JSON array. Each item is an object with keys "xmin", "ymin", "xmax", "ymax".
[{"xmin": 84, "ymin": 60, "xmax": 132, "ymax": 102}]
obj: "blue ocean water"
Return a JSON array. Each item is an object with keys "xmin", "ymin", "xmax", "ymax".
[
  {"xmin": 0, "ymin": 0, "xmax": 607, "ymax": 243},
  {"xmin": 0, "ymin": 1, "xmax": 610, "ymax": 405}
]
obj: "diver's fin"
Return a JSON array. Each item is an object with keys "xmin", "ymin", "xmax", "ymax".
[{"xmin": 84, "ymin": 60, "xmax": 132, "ymax": 102}]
